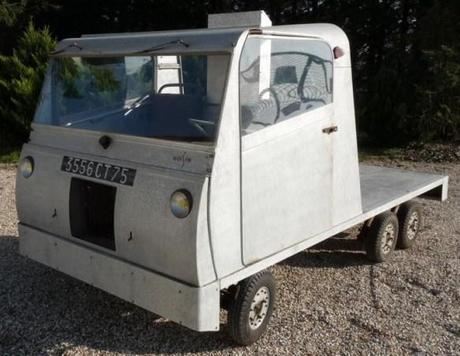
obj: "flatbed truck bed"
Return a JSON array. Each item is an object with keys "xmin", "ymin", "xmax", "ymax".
[
  {"xmin": 220, "ymin": 165, "xmax": 448, "ymax": 288},
  {"xmin": 360, "ymin": 165, "xmax": 448, "ymax": 213}
]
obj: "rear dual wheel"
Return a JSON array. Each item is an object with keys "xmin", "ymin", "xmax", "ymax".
[
  {"xmin": 365, "ymin": 201, "xmax": 423, "ymax": 262},
  {"xmin": 365, "ymin": 211, "xmax": 399, "ymax": 262},
  {"xmin": 397, "ymin": 201, "xmax": 423, "ymax": 249}
]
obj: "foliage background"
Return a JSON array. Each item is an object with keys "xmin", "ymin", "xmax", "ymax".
[{"xmin": 0, "ymin": 0, "xmax": 459, "ymax": 156}]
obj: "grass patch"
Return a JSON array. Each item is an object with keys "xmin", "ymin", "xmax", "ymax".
[
  {"xmin": 359, "ymin": 142, "xmax": 460, "ymax": 163},
  {"xmin": 0, "ymin": 148, "xmax": 20, "ymax": 164},
  {"xmin": 358, "ymin": 146, "xmax": 405, "ymax": 162}
]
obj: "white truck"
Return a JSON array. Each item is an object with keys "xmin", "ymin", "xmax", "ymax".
[{"xmin": 16, "ymin": 11, "xmax": 448, "ymax": 345}]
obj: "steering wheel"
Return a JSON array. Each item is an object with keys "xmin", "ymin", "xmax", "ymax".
[
  {"xmin": 189, "ymin": 118, "xmax": 216, "ymax": 136},
  {"xmin": 257, "ymin": 87, "xmax": 281, "ymax": 123}
]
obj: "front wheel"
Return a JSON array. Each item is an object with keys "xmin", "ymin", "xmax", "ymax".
[{"xmin": 227, "ymin": 270, "xmax": 276, "ymax": 345}]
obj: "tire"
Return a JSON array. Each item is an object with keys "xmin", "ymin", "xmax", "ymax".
[
  {"xmin": 228, "ymin": 270, "xmax": 276, "ymax": 345},
  {"xmin": 397, "ymin": 201, "xmax": 422, "ymax": 249},
  {"xmin": 365, "ymin": 211, "xmax": 399, "ymax": 262},
  {"xmin": 357, "ymin": 222, "xmax": 370, "ymax": 244}
]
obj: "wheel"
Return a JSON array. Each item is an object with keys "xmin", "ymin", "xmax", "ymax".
[
  {"xmin": 397, "ymin": 201, "xmax": 422, "ymax": 249},
  {"xmin": 228, "ymin": 270, "xmax": 276, "ymax": 345},
  {"xmin": 365, "ymin": 211, "xmax": 399, "ymax": 262}
]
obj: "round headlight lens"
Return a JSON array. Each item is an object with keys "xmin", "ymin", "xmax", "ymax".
[
  {"xmin": 170, "ymin": 190, "xmax": 192, "ymax": 218},
  {"xmin": 20, "ymin": 156, "xmax": 34, "ymax": 178}
]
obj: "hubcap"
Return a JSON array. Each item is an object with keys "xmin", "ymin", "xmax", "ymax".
[
  {"xmin": 407, "ymin": 212, "xmax": 419, "ymax": 240},
  {"xmin": 381, "ymin": 223, "xmax": 396, "ymax": 254},
  {"xmin": 248, "ymin": 286, "xmax": 270, "ymax": 330}
]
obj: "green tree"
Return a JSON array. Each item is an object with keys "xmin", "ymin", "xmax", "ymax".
[
  {"xmin": 410, "ymin": 0, "xmax": 460, "ymax": 141},
  {"xmin": 1, "ymin": 0, "xmax": 459, "ymax": 151},
  {"xmin": 0, "ymin": 22, "xmax": 55, "ymax": 149}
]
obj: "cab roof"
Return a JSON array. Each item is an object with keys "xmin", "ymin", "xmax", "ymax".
[
  {"xmin": 52, "ymin": 24, "xmax": 349, "ymax": 61},
  {"xmin": 52, "ymin": 27, "xmax": 245, "ymax": 57}
]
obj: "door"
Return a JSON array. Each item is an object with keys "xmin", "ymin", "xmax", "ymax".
[{"xmin": 240, "ymin": 34, "xmax": 335, "ymax": 264}]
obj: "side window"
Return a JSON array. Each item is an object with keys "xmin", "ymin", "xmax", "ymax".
[{"xmin": 240, "ymin": 36, "xmax": 333, "ymax": 135}]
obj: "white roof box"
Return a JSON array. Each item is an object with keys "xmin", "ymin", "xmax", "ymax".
[{"xmin": 208, "ymin": 10, "xmax": 272, "ymax": 28}]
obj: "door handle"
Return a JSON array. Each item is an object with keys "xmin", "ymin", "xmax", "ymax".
[{"xmin": 322, "ymin": 125, "xmax": 338, "ymax": 134}]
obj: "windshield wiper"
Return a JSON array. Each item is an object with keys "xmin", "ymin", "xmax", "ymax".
[
  {"xmin": 124, "ymin": 94, "xmax": 151, "ymax": 116},
  {"xmin": 52, "ymin": 42, "xmax": 83, "ymax": 55},
  {"xmin": 136, "ymin": 39, "xmax": 189, "ymax": 54}
]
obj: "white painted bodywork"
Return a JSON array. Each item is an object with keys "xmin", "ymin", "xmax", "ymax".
[
  {"xmin": 242, "ymin": 104, "xmax": 334, "ymax": 263},
  {"xmin": 16, "ymin": 12, "xmax": 449, "ymax": 333},
  {"xmin": 19, "ymin": 224, "xmax": 220, "ymax": 331},
  {"xmin": 208, "ymin": 30, "xmax": 247, "ymax": 277}
]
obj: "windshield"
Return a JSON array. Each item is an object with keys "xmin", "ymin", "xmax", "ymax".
[{"xmin": 34, "ymin": 54, "xmax": 230, "ymax": 143}]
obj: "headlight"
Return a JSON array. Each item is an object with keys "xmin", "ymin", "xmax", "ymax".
[
  {"xmin": 20, "ymin": 156, "xmax": 34, "ymax": 178},
  {"xmin": 170, "ymin": 190, "xmax": 193, "ymax": 218}
]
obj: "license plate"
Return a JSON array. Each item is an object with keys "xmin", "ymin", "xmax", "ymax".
[{"xmin": 61, "ymin": 156, "xmax": 136, "ymax": 186}]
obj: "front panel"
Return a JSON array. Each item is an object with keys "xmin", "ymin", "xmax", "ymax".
[{"xmin": 16, "ymin": 136, "xmax": 216, "ymax": 286}]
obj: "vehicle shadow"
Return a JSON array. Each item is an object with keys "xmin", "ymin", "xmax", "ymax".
[
  {"xmin": 281, "ymin": 233, "xmax": 373, "ymax": 269},
  {"xmin": 0, "ymin": 236, "xmax": 236, "ymax": 355},
  {"xmin": 1, "ymin": 233, "xmax": 372, "ymax": 354}
]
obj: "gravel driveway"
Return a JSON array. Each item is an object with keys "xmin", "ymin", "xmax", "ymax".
[{"xmin": 1, "ymin": 160, "xmax": 459, "ymax": 355}]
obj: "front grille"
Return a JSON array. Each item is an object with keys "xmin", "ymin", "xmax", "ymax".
[{"xmin": 69, "ymin": 178, "xmax": 116, "ymax": 250}]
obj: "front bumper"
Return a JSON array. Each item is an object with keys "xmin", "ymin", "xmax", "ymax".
[{"xmin": 18, "ymin": 224, "xmax": 220, "ymax": 332}]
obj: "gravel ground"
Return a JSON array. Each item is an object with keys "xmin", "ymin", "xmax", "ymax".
[{"xmin": 0, "ymin": 160, "xmax": 459, "ymax": 355}]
